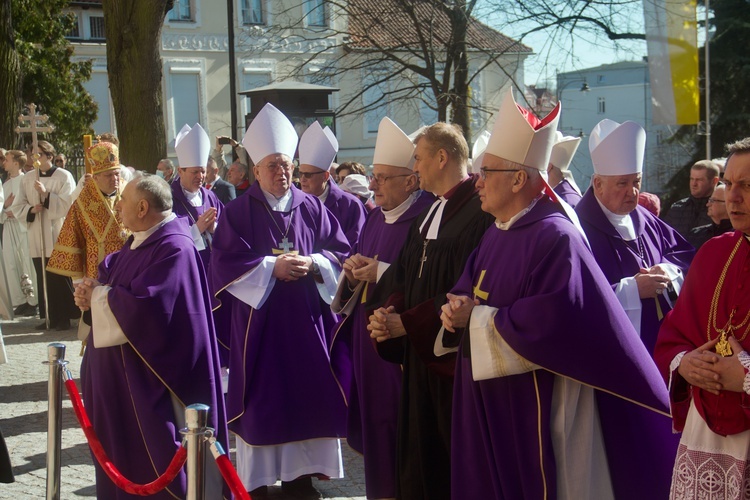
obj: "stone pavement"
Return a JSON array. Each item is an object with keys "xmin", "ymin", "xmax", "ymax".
[{"xmin": 0, "ymin": 316, "xmax": 367, "ymax": 499}]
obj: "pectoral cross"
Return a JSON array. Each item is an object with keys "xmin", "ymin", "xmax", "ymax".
[
  {"xmin": 271, "ymin": 236, "xmax": 294, "ymax": 255},
  {"xmin": 473, "ymin": 270, "xmax": 489, "ymax": 301},
  {"xmin": 418, "ymin": 240, "xmax": 429, "ymax": 278}
]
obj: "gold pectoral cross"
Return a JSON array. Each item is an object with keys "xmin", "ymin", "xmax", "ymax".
[
  {"xmin": 418, "ymin": 241, "xmax": 429, "ymax": 278},
  {"xmin": 473, "ymin": 270, "xmax": 489, "ymax": 301},
  {"xmin": 716, "ymin": 331, "xmax": 733, "ymax": 357}
]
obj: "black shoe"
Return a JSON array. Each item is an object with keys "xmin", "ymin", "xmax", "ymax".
[
  {"xmin": 14, "ymin": 303, "xmax": 37, "ymax": 317},
  {"xmin": 249, "ymin": 485, "xmax": 268, "ymax": 498},
  {"xmin": 281, "ymin": 476, "xmax": 321, "ymax": 499},
  {"xmin": 55, "ymin": 319, "xmax": 71, "ymax": 331}
]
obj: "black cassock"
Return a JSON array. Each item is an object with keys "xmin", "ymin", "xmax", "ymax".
[{"xmin": 370, "ymin": 175, "xmax": 494, "ymax": 500}]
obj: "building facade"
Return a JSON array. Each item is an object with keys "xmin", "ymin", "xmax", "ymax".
[{"xmin": 66, "ymin": 0, "xmax": 530, "ymax": 166}]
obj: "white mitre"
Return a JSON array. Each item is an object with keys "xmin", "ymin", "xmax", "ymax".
[
  {"xmin": 299, "ymin": 122, "xmax": 338, "ymax": 171},
  {"xmin": 471, "ymin": 130, "xmax": 491, "ymax": 174},
  {"xmin": 242, "ymin": 103, "xmax": 298, "ymax": 164},
  {"xmin": 485, "ymin": 89, "xmax": 560, "ymax": 172},
  {"xmin": 373, "ymin": 117, "xmax": 416, "ymax": 170},
  {"xmin": 550, "ymin": 132, "xmax": 582, "ymax": 194},
  {"xmin": 589, "ymin": 119, "xmax": 645, "ymax": 175},
  {"xmin": 175, "ymin": 123, "xmax": 210, "ymax": 168}
]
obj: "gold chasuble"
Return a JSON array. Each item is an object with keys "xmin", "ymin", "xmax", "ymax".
[{"xmin": 47, "ymin": 178, "xmax": 127, "ymax": 279}]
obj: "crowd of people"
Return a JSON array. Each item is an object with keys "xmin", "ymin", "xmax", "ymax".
[{"xmin": 0, "ymin": 89, "xmax": 748, "ymax": 500}]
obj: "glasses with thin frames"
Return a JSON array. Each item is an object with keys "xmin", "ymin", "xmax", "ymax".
[
  {"xmin": 479, "ymin": 167, "xmax": 520, "ymax": 180},
  {"xmin": 708, "ymin": 198, "xmax": 725, "ymax": 204},
  {"xmin": 371, "ymin": 174, "xmax": 410, "ymax": 186},
  {"xmin": 299, "ymin": 171, "xmax": 326, "ymax": 179},
  {"xmin": 264, "ymin": 161, "xmax": 293, "ymax": 172}
]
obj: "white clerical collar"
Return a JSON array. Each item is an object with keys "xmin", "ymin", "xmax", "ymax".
[
  {"xmin": 383, "ymin": 191, "xmax": 420, "ymax": 224},
  {"xmin": 495, "ymin": 194, "xmax": 543, "ymax": 231},
  {"xmin": 419, "ymin": 196, "xmax": 448, "ymax": 240},
  {"xmin": 130, "ymin": 212, "xmax": 176, "ymax": 250},
  {"xmin": 261, "ymin": 187, "xmax": 293, "ymax": 212},
  {"xmin": 596, "ymin": 196, "xmax": 636, "ymax": 241},
  {"xmin": 182, "ymin": 187, "xmax": 203, "ymax": 207},
  {"xmin": 317, "ymin": 182, "xmax": 330, "ymax": 203}
]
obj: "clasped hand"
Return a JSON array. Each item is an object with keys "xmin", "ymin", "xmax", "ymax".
[
  {"xmin": 678, "ymin": 336, "xmax": 746, "ymax": 395},
  {"xmin": 74, "ymin": 277, "xmax": 102, "ymax": 311},
  {"xmin": 440, "ymin": 293, "xmax": 479, "ymax": 333},
  {"xmin": 368, "ymin": 306, "xmax": 406, "ymax": 342},
  {"xmin": 342, "ymin": 253, "xmax": 379, "ymax": 287},
  {"xmin": 273, "ymin": 253, "xmax": 312, "ymax": 282}
]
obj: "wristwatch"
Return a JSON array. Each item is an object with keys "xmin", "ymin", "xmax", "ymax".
[{"xmin": 311, "ymin": 261, "xmax": 321, "ymax": 276}]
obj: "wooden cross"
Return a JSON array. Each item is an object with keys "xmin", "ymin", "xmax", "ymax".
[{"xmin": 16, "ymin": 103, "xmax": 55, "ymax": 164}]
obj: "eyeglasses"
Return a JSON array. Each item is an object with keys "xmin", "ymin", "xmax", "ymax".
[
  {"xmin": 263, "ymin": 162, "xmax": 293, "ymax": 172},
  {"xmin": 479, "ymin": 167, "xmax": 520, "ymax": 180},
  {"xmin": 299, "ymin": 171, "xmax": 326, "ymax": 179},
  {"xmin": 54, "ymin": 159, "xmax": 64, "ymax": 164},
  {"xmin": 708, "ymin": 198, "xmax": 725, "ymax": 204},
  {"xmin": 370, "ymin": 174, "xmax": 411, "ymax": 186}
]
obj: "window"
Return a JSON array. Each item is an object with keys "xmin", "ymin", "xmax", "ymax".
[
  {"xmin": 597, "ymin": 97, "xmax": 606, "ymax": 114},
  {"xmin": 363, "ymin": 70, "xmax": 388, "ymax": 135},
  {"xmin": 85, "ymin": 71, "xmax": 115, "ymax": 134},
  {"xmin": 168, "ymin": 0, "xmax": 193, "ymax": 22},
  {"xmin": 242, "ymin": 0, "xmax": 265, "ymax": 25},
  {"xmin": 305, "ymin": 0, "xmax": 328, "ymax": 27},
  {"xmin": 89, "ymin": 16, "xmax": 105, "ymax": 40},
  {"xmin": 170, "ymin": 73, "xmax": 201, "ymax": 136},
  {"xmin": 242, "ymin": 72, "xmax": 272, "ymax": 118},
  {"xmin": 65, "ymin": 12, "xmax": 81, "ymax": 38},
  {"xmin": 597, "ymin": 74, "xmax": 606, "ymax": 83}
]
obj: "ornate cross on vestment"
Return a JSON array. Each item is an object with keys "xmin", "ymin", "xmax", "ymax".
[{"xmin": 473, "ymin": 270, "xmax": 489, "ymax": 301}]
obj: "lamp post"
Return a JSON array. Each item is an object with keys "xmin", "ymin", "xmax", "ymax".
[{"xmin": 555, "ymin": 74, "xmax": 591, "ymax": 131}]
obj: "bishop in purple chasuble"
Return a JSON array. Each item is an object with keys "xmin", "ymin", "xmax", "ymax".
[
  {"xmin": 576, "ymin": 188, "xmax": 694, "ymax": 355},
  {"xmin": 449, "ymin": 196, "xmax": 675, "ymax": 499},
  {"xmin": 81, "ymin": 216, "xmax": 228, "ymax": 499},
  {"xmin": 330, "ymin": 190, "xmax": 434, "ymax": 499},
  {"xmin": 210, "ymin": 183, "xmax": 350, "ymax": 447}
]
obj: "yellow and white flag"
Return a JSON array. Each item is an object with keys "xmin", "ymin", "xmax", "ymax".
[{"xmin": 643, "ymin": 0, "xmax": 699, "ymax": 124}]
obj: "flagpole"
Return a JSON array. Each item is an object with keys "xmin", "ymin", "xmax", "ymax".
[{"xmin": 705, "ymin": 0, "xmax": 711, "ymax": 159}]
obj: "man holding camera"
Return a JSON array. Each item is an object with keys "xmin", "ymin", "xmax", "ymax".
[{"xmin": 575, "ymin": 119, "xmax": 694, "ymax": 355}]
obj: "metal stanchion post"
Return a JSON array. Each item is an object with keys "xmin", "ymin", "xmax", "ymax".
[
  {"xmin": 44, "ymin": 343, "xmax": 67, "ymax": 500},
  {"xmin": 182, "ymin": 404, "xmax": 209, "ymax": 500}
]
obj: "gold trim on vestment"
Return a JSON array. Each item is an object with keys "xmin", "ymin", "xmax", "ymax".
[
  {"xmin": 533, "ymin": 371, "xmax": 548, "ymax": 500},
  {"xmin": 227, "ymin": 308, "xmax": 254, "ymax": 425}
]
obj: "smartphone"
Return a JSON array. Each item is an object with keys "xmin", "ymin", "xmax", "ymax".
[{"xmin": 218, "ymin": 137, "xmax": 232, "ymax": 145}]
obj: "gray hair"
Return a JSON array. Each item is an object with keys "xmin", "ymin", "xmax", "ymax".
[
  {"xmin": 159, "ymin": 158, "xmax": 174, "ymax": 173},
  {"xmin": 132, "ymin": 172, "xmax": 173, "ymax": 212}
]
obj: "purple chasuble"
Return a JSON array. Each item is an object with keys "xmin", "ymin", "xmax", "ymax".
[
  {"xmin": 330, "ymin": 190, "xmax": 434, "ymax": 499},
  {"xmin": 81, "ymin": 217, "xmax": 228, "ymax": 500},
  {"xmin": 575, "ymin": 188, "xmax": 694, "ymax": 354},
  {"xmin": 324, "ymin": 180, "xmax": 366, "ymax": 249},
  {"xmin": 171, "ymin": 184, "xmax": 223, "ymax": 272},
  {"xmin": 450, "ymin": 197, "xmax": 674, "ymax": 499},
  {"xmin": 210, "ymin": 183, "xmax": 350, "ymax": 445},
  {"xmin": 552, "ymin": 179, "xmax": 582, "ymax": 208}
]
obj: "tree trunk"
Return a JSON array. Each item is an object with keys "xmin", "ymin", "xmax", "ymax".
[
  {"xmin": 449, "ymin": 3, "xmax": 471, "ymax": 145},
  {"xmin": 102, "ymin": 0, "xmax": 170, "ymax": 172},
  {"xmin": 0, "ymin": 0, "xmax": 22, "ymax": 148}
]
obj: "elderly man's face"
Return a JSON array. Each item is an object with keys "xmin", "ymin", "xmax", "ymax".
[
  {"xmin": 690, "ymin": 168, "xmax": 715, "ymax": 198},
  {"xmin": 594, "ymin": 173, "xmax": 641, "ymax": 215},
  {"xmin": 157, "ymin": 161, "xmax": 172, "ymax": 180},
  {"xmin": 227, "ymin": 162, "xmax": 246, "ymax": 186},
  {"xmin": 254, "ymin": 154, "xmax": 293, "ymax": 197},
  {"xmin": 475, "ymin": 153, "xmax": 519, "ymax": 220},
  {"xmin": 299, "ymin": 166, "xmax": 328, "ymax": 197},
  {"xmin": 93, "ymin": 169, "xmax": 121, "ymax": 195},
  {"xmin": 724, "ymin": 153, "xmax": 750, "ymax": 234},
  {"xmin": 369, "ymin": 164, "xmax": 413, "ymax": 211},
  {"xmin": 116, "ymin": 182, "xmax": 141, "ymax": 231},
  {"xmin": 179, "ymin": 167, "xmax": 205, "ymax": 193},
  {"xmin": 206, "ymin": 161, "xmax": 218, "ymax": 184}
]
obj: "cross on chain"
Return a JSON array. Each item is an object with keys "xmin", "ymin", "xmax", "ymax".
[{"xmin": 16, "ymin": 103, "xmax": 55, "ymax": 163}]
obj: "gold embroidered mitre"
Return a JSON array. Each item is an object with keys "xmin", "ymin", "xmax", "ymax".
[{"xmin": 87, "ymin": 141, "xmax": 120, "ymax": 175}]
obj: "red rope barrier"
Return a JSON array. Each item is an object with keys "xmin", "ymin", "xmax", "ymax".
[
  {"xmin": 64, "ymin": 379, "xmax": 187, "ymax": 496},
  {"xmin": 214, "ymin": 454, "xmax": 251, "ymax": 500}
]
